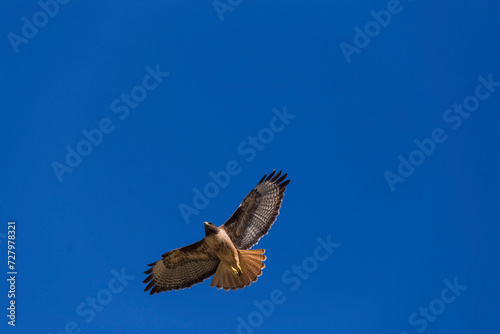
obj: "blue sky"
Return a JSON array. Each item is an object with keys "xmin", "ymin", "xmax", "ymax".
[{"xmin": 1, "ymin": 1, "xmax": 500, "ymax": 333}]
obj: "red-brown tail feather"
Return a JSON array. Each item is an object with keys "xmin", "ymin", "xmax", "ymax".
[{"xmin": 210, "ymin": 249, "xmax": 266, "ymax": 291}]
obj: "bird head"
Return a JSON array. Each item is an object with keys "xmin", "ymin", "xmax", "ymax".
[{"xmin": 204, "ymin": 222, "xmax": 218, "ymax": 236}]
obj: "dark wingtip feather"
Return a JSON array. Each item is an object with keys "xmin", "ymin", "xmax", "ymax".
[
  {"xmin": 270, "ymin": 170, "xmax": 282, "ymax": 182},
  {"xmin": 266, "ymin": 170, "xmax": 276, "ymax": 181},
  {"xmin": 145, "ymin": 279, "xmax": 155, "ymax": 291},
  {"xmin": 276, "ymin": 173, "xmax": 287, "ymax": 184},
  {"xmin": 143, "ymin": 274, "xmax": 153, "ymax": 283}
]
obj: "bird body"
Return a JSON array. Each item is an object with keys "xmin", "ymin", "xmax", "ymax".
[{"xmin": 203, "ymin": 222, "xmax": 242, "ymax": 277}]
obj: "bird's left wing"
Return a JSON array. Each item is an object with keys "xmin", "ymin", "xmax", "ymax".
[
  {"xmin": 143, "ymin": 239, "xmax": 220, "ymax": 294},
  {"xmin": 223, "ymin": 170, "xmax": 290, "ymax": 250}
]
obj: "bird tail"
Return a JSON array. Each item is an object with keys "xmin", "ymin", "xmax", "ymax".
[{"xmin": 210, "ymin": 249, "xmax": 266, "ymax": 291}]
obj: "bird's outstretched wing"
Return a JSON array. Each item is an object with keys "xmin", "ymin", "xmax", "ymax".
[
  {"xmin": 143, "ymin": 239, "xmax": 220, "ymax": 294},
  {"xmin": 223, "ymin": 170, "xmax": 290, "ymax": 250}
]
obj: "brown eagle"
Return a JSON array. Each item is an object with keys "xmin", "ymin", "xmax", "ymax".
[{"xmin": 143, "ymin": 170, "xmax": 290, "ymax": 294}]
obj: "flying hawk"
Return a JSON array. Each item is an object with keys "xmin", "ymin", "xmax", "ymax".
[{"xmin": 143, "ymin": 170, "xmax": 290, "ymax": 293}]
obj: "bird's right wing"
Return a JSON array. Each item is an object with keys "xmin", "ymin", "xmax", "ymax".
[
  {"xmin": 223, "ymin": 170, "xmax": 290, "ymax": 250},
  {"xmin": 143, "ymin": 239, "xmax": 220, "ymax": 294}
]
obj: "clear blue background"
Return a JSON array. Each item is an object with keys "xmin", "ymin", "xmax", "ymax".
[{"xmin": 1, "ymin": 1, "xmax": 499, "ymax": 333}]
